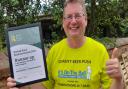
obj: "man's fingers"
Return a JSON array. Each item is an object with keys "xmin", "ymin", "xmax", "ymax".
[
  {"xmin": 7, "ymin": 77, "xmax": 16, "ymax": 82},
  {"xmin": 7, "ymin": 77, "xmax": 17, "ymax": 88},
  {"xmin": 107, "ymin": 69, "xmax": 121, "ymax": 78},
  {"xmin": 10, "ymin": 88, "xmax": 19, "ymax": 89},
  {"xmin": 7, "ymin": 82, "xmax": 16, "ymax": 88},
  {"xmin": 111, "ymin": 47, "xmax": 118, "ymax": 59},
  {"xmin": 106, "ymin": 64, "xmax": 119, "ymax": 70},
  {"xmin": 106, "ymin": 58, "xmax": 118, "ymax": 65}
]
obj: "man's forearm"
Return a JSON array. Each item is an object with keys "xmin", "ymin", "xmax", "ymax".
[
  {"xmin": 19, "ymin": 83, "xmax": 46, "ymax": 89},
  {"xmin": 110, "ymin": 79, "xmax": 124, "ymax": 89},
  {"xmin": 30, "ymin": 83, "xmax": 46, "ymax": 89}
]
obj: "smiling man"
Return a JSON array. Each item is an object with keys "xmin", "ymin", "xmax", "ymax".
[{"xmin": 7, "ymin": 0, "xmax": 123, "ymax": 89}]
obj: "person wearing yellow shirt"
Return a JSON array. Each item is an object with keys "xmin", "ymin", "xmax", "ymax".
[{"xmin": 7, "ymin": 0, "xmax": 124, "ymax": 89}]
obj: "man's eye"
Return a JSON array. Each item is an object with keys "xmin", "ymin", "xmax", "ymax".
[
  {"xmin": 67, "ymin": 16, "xmax": 72, "ymax": 19},
  {"xmin": 76, "ymin": 15, "xmax": 81, "ymax": 18},
  {"xmin": 75, "ymin": 14, "xmax": 82, "ymax": 18}
]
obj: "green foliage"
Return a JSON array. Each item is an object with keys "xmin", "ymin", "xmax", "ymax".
[
  {"xmin": 0, "ymin": 0, "xmax": 41, "ymax": 26},
  {"xmin": 40, "ymin": 0, "xmax": 128, "ymax": 47},
  {"xmin": 0, "ymin": 0, "xmax": 41, "ymax": 50},
  {"xmin": 50, "ymin": 0, "xmax": 64, "ymax": 27},
  {"xmin": 41, "ymin": 0, "xmax": 128, "ymax": 47},
  {"xmin": 0, "ymin": 38, "xmax": 3, "ymax": 51},
  {"xmin": 45, "ymin": 0, "xmax": 128, "ymax": 38},
  {"xmin": 95, "ymin": 37, "xmax": 116, "ymax": 49},
  {"xmin": 0, "ymin": 37, "xmax": 6, "ymax": 52},
  {"xmin": 51, "ymin": 32, "xmax": 60, "ymax": 42},
  {"xmin": 0, "ymin": 25, "xmax": 6, "ymax": 51},
  {"xmin": 0, "ymin": 0, "xmax": 128, "ymax": 49},
  {"xmin": 120, "ymin": 17, "xmax": 128, "ymax": 36},
  {"xmin": 87, "ymin": 0, "xmax": 121, "ymax": 37}
]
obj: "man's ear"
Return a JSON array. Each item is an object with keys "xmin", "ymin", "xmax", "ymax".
[
  {"xmin": 85, "ymin": 15, "xmax": 87, "ymax": 20},
  {"xmin": 85, "ymin": 16, "xmax": 88, "ymax": 25},
  {"xmin": 62, "ymin": 19, "xmax": 64, "ymax": 28}
]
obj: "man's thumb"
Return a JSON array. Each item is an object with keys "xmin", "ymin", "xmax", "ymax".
[{"xmin": 111, "ymin": 47, "xmax": 118, "ymax": 59}]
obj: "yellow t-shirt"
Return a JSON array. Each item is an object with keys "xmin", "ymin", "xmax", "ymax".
[{"xmin": 42, "ymin": 37, "xmax": 111, "ymax": 89}]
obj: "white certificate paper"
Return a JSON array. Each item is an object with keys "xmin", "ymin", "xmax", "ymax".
[{"xmin": 6, "ymin": 23, "xmax": 48, "ymax": 87}]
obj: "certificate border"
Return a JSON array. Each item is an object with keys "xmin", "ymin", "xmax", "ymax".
[{"xmin": 6, "ymin": 22, "xmax": 48, "ymax": 87}]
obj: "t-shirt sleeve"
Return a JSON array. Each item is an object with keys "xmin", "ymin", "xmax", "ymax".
[
  {"xmin": 41, "ymin": 48, "xmax": 54, "ymax": 89},
  {"xmin": 100, "ymin": 49, "xmax": 112, "ymax": 89}
]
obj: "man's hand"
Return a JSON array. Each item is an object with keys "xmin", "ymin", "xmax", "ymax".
[
  {"xmin": 7, "ymin": 77, "xmax": 45, "ymax": 89},
  {"xmin": 7, "ymin": 77, "xmax": 19, "ymax": 89},
  {"xmin": 106, "ymin": 48, "xmax": 124, "ymax": 89},
  {"xmin": 106, "ymin": 48, "xmax": 122, "ymax": 80}
]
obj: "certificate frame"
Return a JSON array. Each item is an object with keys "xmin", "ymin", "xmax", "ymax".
[{"xmin": 6, "ymin": 23, "xmax": 48, "ymax": 87}]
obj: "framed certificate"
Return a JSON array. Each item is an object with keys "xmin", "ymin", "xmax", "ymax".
[{"xmin": 6, "ymin": 23, "xmax": 48, "ymax": 87}]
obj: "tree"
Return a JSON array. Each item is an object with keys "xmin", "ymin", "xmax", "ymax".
[
  {"xmin": 41, "ymin": 0, "xmax": 128, "ymax": 47},
  {"xmin": 0, "ymin": 0, "xmax": 42, "ymax": 50},
  {"xmin": 0, "ymin": 0, "xmax": 128, "ymax": 50}
]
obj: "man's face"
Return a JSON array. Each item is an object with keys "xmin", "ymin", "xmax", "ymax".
[{"xmin": 63, "ymin": 2, "xmax": 87, "ymax": 38}]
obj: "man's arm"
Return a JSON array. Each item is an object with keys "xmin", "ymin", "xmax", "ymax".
[
  {"xmin": 7, "ymin": 77, "xmax": 46, "ymax": 89},
  {"xmin": 29, "ymin": 83, "xmax": 46, "ymax": 89},
  {"xmin": 106, "ymin": 48, "xmax": 124, "ymax": 89},
  {"xmin": 110, "ymin": 79, "xmax": 124, "ymax": 89}
]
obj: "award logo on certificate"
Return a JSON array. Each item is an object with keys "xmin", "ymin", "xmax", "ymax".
[{"xmin": 6, "ymin": 23, "xmax": 48, "ymax": 87}]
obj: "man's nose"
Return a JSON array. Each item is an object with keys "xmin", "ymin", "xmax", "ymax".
[{"xmin": 71, "ymin": 16, "xmax": 77, "ymax": 23}]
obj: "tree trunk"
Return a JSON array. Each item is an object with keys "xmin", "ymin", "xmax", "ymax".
[{"xmin": 90, "ymin": 0, "xmax": 96, "ymax": 36}]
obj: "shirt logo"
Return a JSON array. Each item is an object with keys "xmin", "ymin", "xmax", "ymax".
[{"xmin": 58, "ymin": 66, "xmax": 92, "ymax": 80}]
